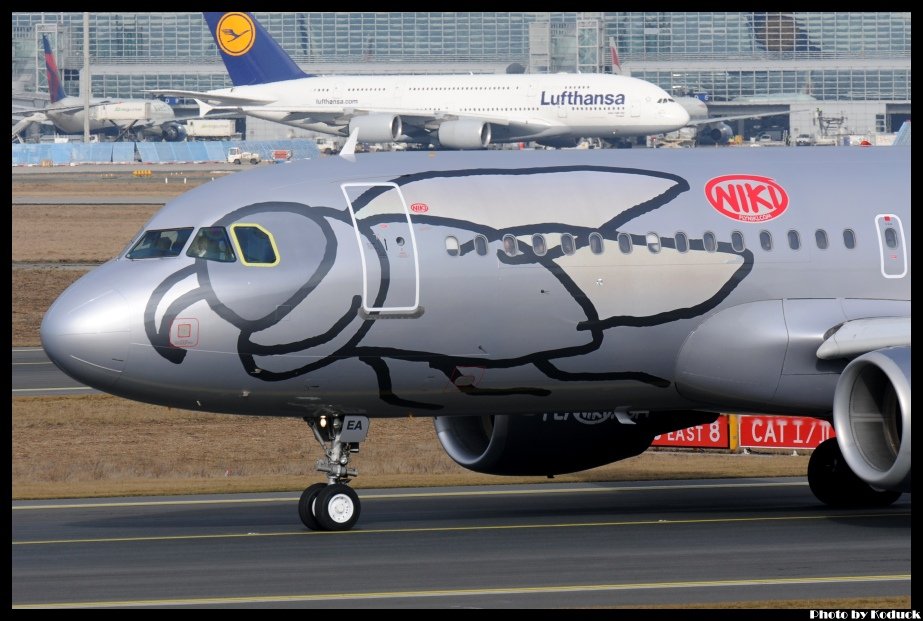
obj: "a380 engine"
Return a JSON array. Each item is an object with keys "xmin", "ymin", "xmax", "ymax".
[
  {"xmin": 698, "ymin": 122, "xmax": 733, "ymax": 145},
  {"xmin": 348, "ymin": 114, "xmax": 403, "ymax": 143},
  {"xmin": 832, "ymin": 346, "xmax": 911, "ymax": 493},
  {"xmin": 705, "ymin": 122, "xmax": 733, "ymax": 144},
  {"xmin": 434, "ymin": 411, "xmax": 718, "ymax": 476},
  {"xmin": 437, "ymin": 120, "xmax": 492, "ymax": 149}
]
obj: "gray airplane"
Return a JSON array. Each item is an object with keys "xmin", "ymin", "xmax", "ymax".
[{"xmin": 40, "ymin": 145, "xmax": 910, "ymax": 531}]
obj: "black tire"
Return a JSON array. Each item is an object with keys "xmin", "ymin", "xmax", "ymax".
[
  {"xmin": 808, "ymin": 438, "xmax": 901, "ymax": 507},
  {"xmin": 314, "ymin": 483, "xmax": 361, "ymax": 531},
  {"xmin": 250, "ymin": 158, "xmax": 259, "ymax": 164},
  {"xmin": 234, "ymin": 160, "xmax": 241, "ymax": 165},
  {"xmin": 298, "ymin": 483, "xmax": 327, "ymax": 530}
]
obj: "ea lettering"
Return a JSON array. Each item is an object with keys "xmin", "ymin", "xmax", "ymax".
[{"xmin": 540, "ymin": 91, "xmax": 625, "ymax": 106}]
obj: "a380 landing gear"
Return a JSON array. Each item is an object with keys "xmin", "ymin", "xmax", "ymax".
[
  {"xmin": 807, "ymin": 438, "xmax": 902, "ymax": 508},
  {"xmin": 298, "ymin": 415, "xmax": 369, "ymax": 531}
]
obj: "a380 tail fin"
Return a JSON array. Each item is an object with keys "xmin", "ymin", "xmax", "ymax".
[
  {"xmin": 203, "ymin": 12, "xmax": 311, "ymax": 86},
  {"xmin": 42, "ymin": 35, "xmax": 66, "ymax": 103}
]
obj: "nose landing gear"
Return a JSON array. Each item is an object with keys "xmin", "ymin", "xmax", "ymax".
[{"xmin": 299, "ymin": 415, "xmax": 368, "ymax": 531}]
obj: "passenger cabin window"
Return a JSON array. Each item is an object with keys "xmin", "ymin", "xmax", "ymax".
[
  {"xmin": 815, "ymin": 229, "xmax": 829, "ymax": 250},
  {"xmin": 561, "ymin": 233, "xmax": 576, "ymax": 256},
  {"xmin": 186, "ymin": 226, "xmax": 235, "ymax": 262},
  {"xmin": 231, "ymin": 224, "xmax": 279, "ymax": 266},
  {"xmin": 674, "ymin": 232, "xmax": 688, "ymax": 253},
  {"xmin": 126, "ymin": 227, "xmax": 193, "ymax": 259},
  {"xmin": 618, "ymin": 232, "xmax": 632, "ymax": 254},
  {"xmin": 589, "ymin": 232, "xmax": 604, "ymax": 255},
  {"xmin": 731, "ymin": 231, "xmax": 745, "ymax": 252},
  {"xmin": 787, "ymin": 230, "xmax": 801, "ymax": 250},
  {"xmin": 703, "ymin": 231, "xmax": 717, "ymax": 252},
  {"xmin": 646, "ymin": 233, "xmax": 661, "ymax": 254},
  {"xmin": 445, "ymin": 236, "xmax": 460, "ymax": 257},
  {"xmin": 532, "ymin": 234, "xmax": 547, "ymax": 256},
  {"xmin": 502, "ymin": 234, "xmax": 519, "ymax": 256},
  {"xmin": 474, "ymin": 235, "xmax": 488, "ymax": 256},
  {"xmin": 843, "ymin": 228, "xmax": 856, "ymax": 249},
  {"xmin": 760, "ymin": 231, "xmax": 773, "ymax": 251}
]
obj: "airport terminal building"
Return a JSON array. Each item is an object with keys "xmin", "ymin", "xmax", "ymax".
[{"xmin": 11, "ymin": 12, "xmax": 911, "ymax": 141}]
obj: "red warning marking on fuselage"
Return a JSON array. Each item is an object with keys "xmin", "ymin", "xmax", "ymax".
[{"xmin": 170, "ymin": 318, "xmax": 199, "ymax": 348}]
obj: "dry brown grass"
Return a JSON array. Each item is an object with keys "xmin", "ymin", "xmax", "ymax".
[
  {"xmin": 13, "ymin": 268, "xmax": 87, "ymax": 347},
  {"xmin": 12, "ymin": 204, "xmax": 159, "ymax": 264}
]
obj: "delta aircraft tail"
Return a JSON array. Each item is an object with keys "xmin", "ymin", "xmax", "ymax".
[
  {"xmin": 42, "ymin": 35, "xmax": 66, "ymax": 103},
  {"xmin": 203, "ymin": 12, "xmax": 312, "ymax": 86}
]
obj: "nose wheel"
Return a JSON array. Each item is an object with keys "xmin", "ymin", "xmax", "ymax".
[
  {"xmin": 299, "ymin": 415, "xmax": 368, "ymax": 531},
  {"xmin": 314, "ymin": 484, "xmax": 361, "ymax": 531},
  {"xmin": 298, "ymin": 483, "xmax": 327, "ymax": 531}
]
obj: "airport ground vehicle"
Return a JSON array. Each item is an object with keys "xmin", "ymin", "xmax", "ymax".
[{"xmin": 227, "ymin": 147, "xmax": 261, "ymax": 164}]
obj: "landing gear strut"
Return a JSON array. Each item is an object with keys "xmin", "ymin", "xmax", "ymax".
[
  {"xmin": 807, "ymin": 438, "xmax": 901, "ymax": 508},
  {"xmin": 298, "ymin": 414, "xmax": 369, "ymax": 531}
]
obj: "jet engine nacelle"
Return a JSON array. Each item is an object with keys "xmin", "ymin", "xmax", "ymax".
[
  {"xmin": 699, "ymin": 123, "xmax": 734, "ymax": 144},
  {"xmin": 437, "ymin": 120, "xmax": 491, "ymax": 149},
  {"xmin": 434, "ymin": 411, "xmax": 717, "ymax": 476},
  {"xmin": 832, "ymin": 346, "xmax": 911, "ymax": 493},
  {"xmin": 162, "ymin": 122, "xmax": 187, "ymax": 142},
  {"xmin": 348, "ymin": 114, "xmax": 402, "ymax": 143}
]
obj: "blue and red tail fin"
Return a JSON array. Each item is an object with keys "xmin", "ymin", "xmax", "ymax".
[
  {"xmin": 42, "ymin": 35, "xmax": 66, "ymax": 103},
  {"xmin": 203, "ymin": 12, "xmax": 311, "ymax": 86}
]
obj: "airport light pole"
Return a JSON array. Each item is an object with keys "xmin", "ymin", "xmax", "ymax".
[{"xmin": 83, "ymin": 12, "xmax": 90, "ymax": 143}]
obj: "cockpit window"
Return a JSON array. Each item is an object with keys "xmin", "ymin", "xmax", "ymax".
[
  {"xmin": 186, "ymin": 226, "xmax": 236, "ymax": 262},
  {"xmin": 126, "ymin": 227, "xmax": 193, "ymax": 259},
  {"xmin": 231, "ymin": 223, "xmax": 279, "ymax": 266}
]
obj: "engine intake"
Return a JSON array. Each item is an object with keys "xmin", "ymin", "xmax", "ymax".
[
  {"xmin": 705, "ymin": 123, "xmax": 733, "ymax": 145},
  {"xmin": 348, "ymin": 114, "xmax": 402, "ymax": 143},
  {"xmin": 435, "ymin": 411, "xmax": 717, "ymax": 476},
  {"xmin": 832, "ymin": 346, "xmax": 911, "ymax": 492}
]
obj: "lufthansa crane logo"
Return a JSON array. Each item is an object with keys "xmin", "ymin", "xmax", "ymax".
[{"xmin": 216, "ymin": 13, "xmax": 255, "ymax": 56}]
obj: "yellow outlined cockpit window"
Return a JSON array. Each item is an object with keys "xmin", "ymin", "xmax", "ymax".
[{"xmin": 230, "ymin": 223, "xmax": 280, "ymax": 267}]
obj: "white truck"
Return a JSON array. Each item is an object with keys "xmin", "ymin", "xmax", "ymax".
[{"xmin": 227, "ymin": 146, "xmax": 261, "ymax": 165}]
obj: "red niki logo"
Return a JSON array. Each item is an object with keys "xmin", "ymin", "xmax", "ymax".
[
  {"xmin": 409, "ymin": 203, "xmax": 429, "ymax": 213},
  {"xmin": 704, "ymin": 175, "xmax": 789, "ymax": 223}
]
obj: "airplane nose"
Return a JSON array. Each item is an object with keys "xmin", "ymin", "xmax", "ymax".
[
  {"xmin": 674, "ymin": 104, "xmax": 691, "ymax": 127},
  {"xmin": 40, "ymin": 284, "xmax": 130, "ymax": 391}
]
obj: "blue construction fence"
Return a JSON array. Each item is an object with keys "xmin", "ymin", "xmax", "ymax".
[{"xmin": 12, "ymin": 140, "xmax": 319, "ymax": 166}]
